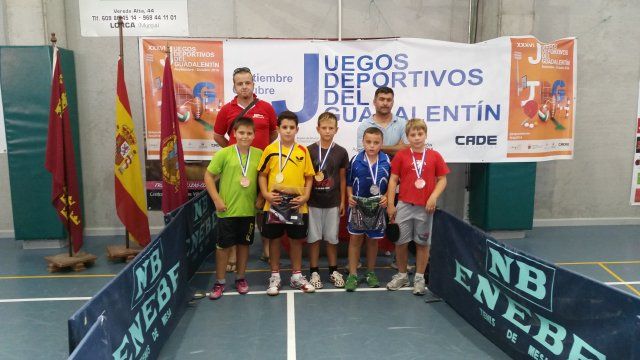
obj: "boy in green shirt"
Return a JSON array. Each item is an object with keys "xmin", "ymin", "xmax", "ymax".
[{"xmin": 204, "ymin": 117, "xmax": 263, "ymax": 300}]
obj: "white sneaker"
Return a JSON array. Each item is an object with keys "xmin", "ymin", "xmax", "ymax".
[
  {"xmin": 267, "ymin": 275, "xmax": 281, "ymax": 296},
  {"xmin": 386, "ymin": 273, "xmax": 409, "ymax": 291},
  {"xmin": 329, "ymin": 271, "xmax": 345, "ymax": 288},
  {"xmin": 290, "ymin": 275, "xmax": 316, "ymax": 293},
  {"xmin": 309, "ymin": 272, "xmax": 323, "ymax": 289},
  {"xmin": 413, "ymin": 276, "xmax": 426, "ymax": 295}
]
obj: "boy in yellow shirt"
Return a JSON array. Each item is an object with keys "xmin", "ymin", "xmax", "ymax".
[{"xmin": 258, "ymin": 111, "xmax": 316, "ymax": 296}]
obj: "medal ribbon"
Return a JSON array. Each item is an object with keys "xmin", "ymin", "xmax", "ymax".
[
  {"xmin": 317, "ymin": 141, "xmax": 334, "ymax": 172},
  {"xmin": 235, "ymin": 145, "xmax": 251, "ymax": 178},
  {"xmin": 365, "ymin": 154, "xmax": 379, "ymax": 188},
  {"xmin": 278, "ymin": 141, "xmax": 296, "ymax": 174},
  {"xmin": 412, "ymin": 149, "xmax": 427, "ymax": 179}
]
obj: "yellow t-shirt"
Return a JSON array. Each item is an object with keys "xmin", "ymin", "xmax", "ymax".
[{"xmin": 257, "ymin": 141, "xmax": 315, "ymax": 213}]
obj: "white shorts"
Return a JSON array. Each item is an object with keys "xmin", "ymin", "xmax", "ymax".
[
  {"xmin": 395, "ymin": 201, "xmax": 433, "ymax": 246},
  {"xmin": 307, "ymin": 206, "xmax": 340, "ymax": 245}
]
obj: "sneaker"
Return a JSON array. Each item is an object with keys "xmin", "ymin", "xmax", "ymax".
[
  {"xmin": 386, "ymin": 273, "xmax": 409, "ymax": 290},
  {"xmin": 330, "ymin": 271, "xmax": 345, "ymax": 288},
  {"xmin": 209, "ymin": 283, "xmax": 225, "ymax": 300},
  {"xmin": 413, "ymin": 276, "xmax": 426, "ymax": 295},
  {"xmin": 290, "ymin": 275, "xmax": 316, "ymax": 293},
  {"xmin": 235, "ymin": 278, "xmax": 249, "ymax": 294},
  {"xmin": 345, "ymin": 274, "xmax": 358, "ymax": 292},
  {"xmin": 267, "ymin": 275, "xmax": 281, "ymax": 296},
  {"xmin": 309, "ymin": 272, "xmax": 323, "ymax": 289},
  {"xmin": 365, "ymin": 271, "xmax": 380, "ymax": 288}
]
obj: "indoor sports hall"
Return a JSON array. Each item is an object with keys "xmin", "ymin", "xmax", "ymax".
[{"xmin": 1, "ymin": 1, "xmax": 639, "ymax": 359}]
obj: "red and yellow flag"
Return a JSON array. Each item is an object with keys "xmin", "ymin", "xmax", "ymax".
[
  {"xmin": 160, "ymin": 53, "xmax": 188, "ymax": 214},
  {"xmin": 115, "ymin": 57, "xmax": 151, "ymax": 246},
  {"xmin": 45, "ymin": 47, "xmax": 84, "ymax": 252}
]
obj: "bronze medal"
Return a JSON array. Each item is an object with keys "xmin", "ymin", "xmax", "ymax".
[
  {"xmin": 240, "ymin": 176, "xmax": 250, "ymax": 188},
  {"xmin": 415, "ymin": 178, "xmax": 426, "ymax": 189}
]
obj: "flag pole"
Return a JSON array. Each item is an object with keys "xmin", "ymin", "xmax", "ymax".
[
  {"xmin": 50, "ymin": 32, "xmax": 73, "ymax": 258},
  {"xmin": 117, "ymin": 16, "xmax": 131, "ymax": 250}
]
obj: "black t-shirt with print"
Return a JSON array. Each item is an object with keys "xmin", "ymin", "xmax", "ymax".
[{"xmin": 308, "ymin": 142, "xmax": 349, "ymax": 208}]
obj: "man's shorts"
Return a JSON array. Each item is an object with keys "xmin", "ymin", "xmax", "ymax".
[
  {"xmin": 395, "ymin": 201, "xmax": 433, "ymax": 246},
  {"xmin": 307, "ymin": 207, "xmax": 340, "ymax": 244},
  {"xmin": 261, "ymin": 212, "xmax": 309, "ymax": 240},
  {"xmin": 216, "ymin": 216, "xmax": 255, "ymax": 249}
]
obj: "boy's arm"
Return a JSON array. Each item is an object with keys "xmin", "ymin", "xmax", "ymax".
[
  {"xmin": 204, "ymin": 171, "xmax": 226, "ymax": 212},
  {"xmin": 386, "ymin": 174, "xmax": 399, "ymax": 220},
  {"xmin": 259, "ymin": 172, "xmax": 281, "ymax": 205},
  {"xmin": 426, "ymin": 175, "xmax": 447, "ymax": 213},
  {"xmin": 339, "ymin": 168, "xmax": 347, "ymax": 217},
  {"xmin": 347, "ymin": 186, "xmax": 356, "ymax": 207}
]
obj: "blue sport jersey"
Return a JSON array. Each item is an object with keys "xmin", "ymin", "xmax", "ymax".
[{"xmin": 347, "ymin": 151, "xmax": 391, "ymax": 197}]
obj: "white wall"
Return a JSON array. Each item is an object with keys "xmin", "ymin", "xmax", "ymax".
[{"xmin": 1, "ymin": 0, "xmax": 639, "ymax": 237}]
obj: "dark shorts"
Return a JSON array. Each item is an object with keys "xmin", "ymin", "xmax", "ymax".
[
  {"xmin": 216, "ymin": 217, "xmax": 255, "ymax": 249},
  {"xmin": 261, "ymin": 212, "xmax": 309, "ymax": 240}
]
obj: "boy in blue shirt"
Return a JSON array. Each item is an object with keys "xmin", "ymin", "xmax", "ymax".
[{"xmin": 345, "ymin": 127, "xmax": 391, "ymax": 291}]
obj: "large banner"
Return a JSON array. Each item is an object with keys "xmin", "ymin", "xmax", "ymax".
[
  {"xmin": 430, "ymin": 210, "xmax": 640, "ymax": 359},
  {"xmin": 630, "ymin": 82, "xmax": 640, "ymax": 205},
  {"xmin": 139, "ymin": 37, "xmax": 576, "ymax": 208},
  {"xmin": 68, "ymin": 191, "xmax": 217, "ymax": 358}
]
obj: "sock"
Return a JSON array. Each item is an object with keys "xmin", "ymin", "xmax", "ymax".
[
  {"xmin": 235, "ymin": 275, "xmax": 245, "ymax": 281},
  {"xmin": 415, "ymin": 273, "xmax": 424, "ymax": 280},
  {"xmin": 271, "ymin": 271, "xmax": 280, "ymax": 279},
  {"xmin": 291, "ymin": 270, "xmax": 302, "ymax": 279},
  {"xmin": 216, "ymin": 279, "xmax": 226, "ymax": 285},
  {"xmin": 329, "ymin": 265, "xmax": 338, "ymax": 274},
  {"xmin": 399, "ymin": 272, "xmax": 407, "ymax": 278},
  {"xmin": 310, "ymin": 267, "xmax": 320, "ymax": 275}
]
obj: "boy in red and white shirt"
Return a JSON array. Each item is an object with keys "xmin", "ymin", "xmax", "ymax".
[{"xmin": 386, "ymin": 118, "xmax": 449, "ymax": 295}]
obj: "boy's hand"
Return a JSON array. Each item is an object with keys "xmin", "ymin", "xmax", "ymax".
[
  {"xmin": 348, "ymin": 195, "xmax": 357, "ymax": 207},
  {"xmin": 290, "ymin": 195, "xmax": 308, "ymax": 209},
  {"xmin": 426, "ymin": 195, "xmax": 437, "ymax": 213},
  {"xmin": 387, "ymin": 204, "xmax": 397, "ymax": 223},
  {"xmin": 265, "ymin": 191, "xmax": 282, "ymax": 206},
  {"xmin": 379, "ymin": 195, "xmax": 388, "ymax": 208},
  {"xmin": 339, "ymin": 202, "xmax": 345, "ymax": 217},
  {"xmin": 213, "ymin": 199, "xmax": 227, "ymax": 213},
  {"xmin": 255, "ymin": 196, "xmax": 265, "ymax": 210}
]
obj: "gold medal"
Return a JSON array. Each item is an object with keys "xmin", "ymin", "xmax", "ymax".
[
  {"xmin": 240, "ymin": 177, "xmax": 250, "ymax": 188},
  {"xmin": 314, "ymin": 171, "xmax": 324, "ymax": 182},
  {"xmin": 275, "ymin": 173, "xmax": 285, "ymax": 183}
]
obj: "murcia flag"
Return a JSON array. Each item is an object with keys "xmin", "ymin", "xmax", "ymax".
[
  {"xmin": 115, "ymin": 57, "xmax": 151, "ymax": 245},
  {"xmin": 160, "ymin": 52, "xmax": 188, "ymax": 214},
  {"xmin": 44, "ymin": 47, "xmax": 84, "ymax": 252}
]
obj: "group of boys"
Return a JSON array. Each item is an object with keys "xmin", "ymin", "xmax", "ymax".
[{"xmin": 204, "ymin": 68, "xmax": 449, "ymax": 299}]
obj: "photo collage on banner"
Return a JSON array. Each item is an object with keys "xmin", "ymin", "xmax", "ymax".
[
  {"xmin": 507, "ymin": 37, "xmax": 576, "ymax": 158},
  {"xmin": 139, "ymin": 37, "xmax": 577, "ymax": 210},
  {"xmin": 140, "ymin": 39, "xmax": 224, "ymax": 209}
]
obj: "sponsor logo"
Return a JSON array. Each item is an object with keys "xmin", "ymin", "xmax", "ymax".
[{"xmin": 455, "ymin": 135, "xmax": 498, "ymax": 146}]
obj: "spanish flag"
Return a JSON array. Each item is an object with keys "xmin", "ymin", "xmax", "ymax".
[{"xmin": 114, "ymin": 57, "xmax": 150, "ymax": 246}]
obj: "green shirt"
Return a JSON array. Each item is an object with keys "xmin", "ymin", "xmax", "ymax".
[{"xmin": 206, "ymin": 146, "xmax": 262, "ymax": 217}]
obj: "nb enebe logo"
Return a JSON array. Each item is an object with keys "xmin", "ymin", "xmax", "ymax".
[
  {"xmin": 485, "ymin": 239, "xmax": 556, "ymax": 311},
  {"xmin": 455, "ymin": 135, "xmax": 497, "ymax": 145}
]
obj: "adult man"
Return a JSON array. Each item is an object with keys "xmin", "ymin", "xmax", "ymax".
[
  {"xmin": 213, "ymin": 67, "xmax": 278, "ymax": 269},
  {"xmin": 356, "ymin": 87, "xmax": 409, "ymax": 156},
  {"xmin": 213, "ymin": 67, "xmax": 278, "ymax": 149}
]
